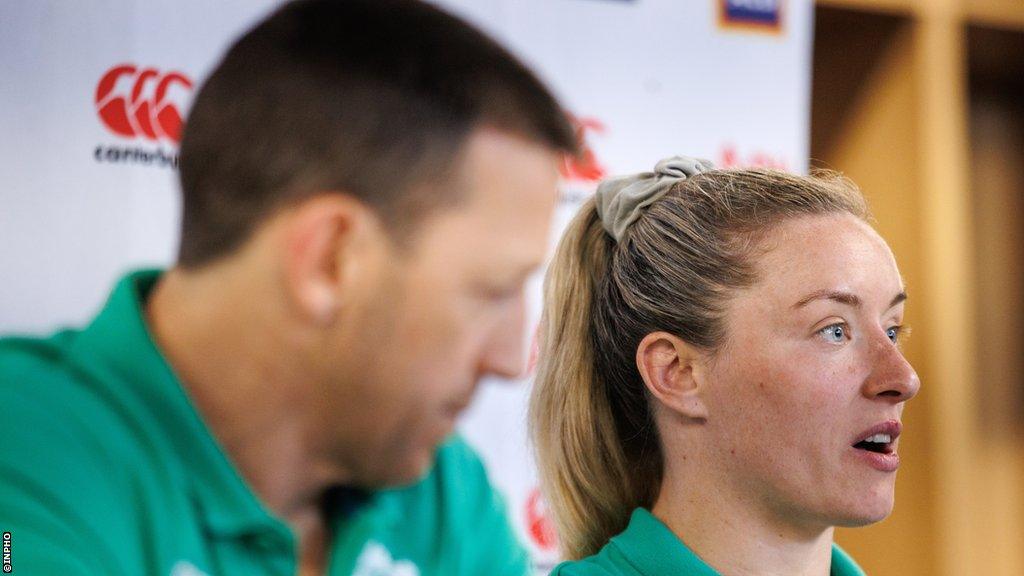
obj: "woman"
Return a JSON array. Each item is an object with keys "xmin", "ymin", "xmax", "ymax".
[{"xmin": 530, "ymin": 157, "xmax": 919, "ymax": 576}]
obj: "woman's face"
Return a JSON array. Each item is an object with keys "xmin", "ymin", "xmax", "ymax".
[{"xmin": 701, "ymin": 212, "xmax": 919, "ymax": 532}]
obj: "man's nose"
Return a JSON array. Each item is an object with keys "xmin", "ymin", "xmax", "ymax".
[{"xmin": 480, "ymin": 293, "xmax": 528, "ymax": 380}]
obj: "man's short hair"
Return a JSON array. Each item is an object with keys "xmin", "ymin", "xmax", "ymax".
[{"xmin": 177, "ymin": 0, "xmax": 577, "ymax": 267}]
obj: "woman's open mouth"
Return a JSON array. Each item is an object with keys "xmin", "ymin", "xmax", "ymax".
[
  {"xmin": 851, "ymin": 421, "xmax": 901, "ymax": 472},
  {"xmin": 853, "ymin": 433, "xmax": 895, "ymax": 455}
]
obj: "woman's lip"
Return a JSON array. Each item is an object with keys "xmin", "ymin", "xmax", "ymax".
[
  {"xmin": 852, "ymin": 419, "xmax": 902, "ymax": 444},
  {"xmin": 850, "ymin": 419, "xmax": 902, "ymax": 472},
  {"xmin": 852, "ymin": 446, "xmax": 901, "ymax": 472}
]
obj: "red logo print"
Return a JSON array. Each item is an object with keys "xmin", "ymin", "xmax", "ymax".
[
  {"xmin": 718, "ymin": 143, "xmax": 788, "ymax": 171},
  {"xmin": 560, "ymin": 116, "xmax": 607, "ymax": 183},
  {"xmin": 95, "ymin": 64, "xmax": 193, "ymax": 143},
  {"xmin": 525, "ymin": 487, "xmax": 558, "ymax": 551}
]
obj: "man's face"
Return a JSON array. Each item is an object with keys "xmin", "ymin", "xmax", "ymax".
[{"xmin": 330, "ymin": 128, "xmax": 561, "ymax": 486}]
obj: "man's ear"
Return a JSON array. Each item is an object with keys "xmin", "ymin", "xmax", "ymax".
[
  {"xmin": 636, "ymin": 331, "xmax": 709, "ymax": 421},
  {"xmin": 280, "ymin": 193, "xmax": 378, "ymax": 325}
]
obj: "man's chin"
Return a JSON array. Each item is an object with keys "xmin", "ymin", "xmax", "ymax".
[{"xmin": 366, "ymin": 444, "xmax": 443, "ymax": 489}]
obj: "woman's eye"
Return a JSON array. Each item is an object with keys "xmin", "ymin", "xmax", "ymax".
[
  {"xmin": 819, "ymin": 323, "xmax": 848, "ymax": 343},
  {"xmin": 886, "ymin": 326, "xmax": 901, "ymax": 343}
]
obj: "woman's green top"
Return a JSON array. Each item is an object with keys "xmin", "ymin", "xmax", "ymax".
[{"xmin": 551, "ymin": 508, "xmax": 866, "ymax": 576}]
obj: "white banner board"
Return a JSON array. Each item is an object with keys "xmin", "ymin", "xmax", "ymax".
[{"xmin": 0, "ymin": 1, "xmax": 811, "ymax": 571}]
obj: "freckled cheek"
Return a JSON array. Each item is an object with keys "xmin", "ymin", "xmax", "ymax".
[
  {"xmin": 730, "ymin": 364, "xmax": 844, "ymax": 450},
  {"xmin": 775, "ymin": 365, "xmax": 859, "ymax": 453},
  {"xmin": 706, "ymin": 368, "xmax": 784, "ymax": 456}
]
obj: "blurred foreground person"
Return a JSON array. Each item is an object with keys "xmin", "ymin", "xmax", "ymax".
[
  {"xmin": 531, "ymin": 157, "xmax": 920, "ymax": 576},
  {"xmin": 0, "ymin": 1, "xmax": 576, "ymax": 574}
]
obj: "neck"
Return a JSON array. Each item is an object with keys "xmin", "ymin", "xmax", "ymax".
[
  {"xmin": 145, "ymin": 263, "xmax": 353, "ymax": 521},
  {"xmin": 651, "ymin": 447, "xmax": 834, "ymax": 576}
]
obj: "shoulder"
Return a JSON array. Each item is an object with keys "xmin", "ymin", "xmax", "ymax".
[
  {"xmin": 0, "ymin": 331, "xmax": 109, "ymax": 454},
  {"xmin": 0, "ymin": 330, "xmax": 77, "ymax": 383},
  {"xmin": 549, "ymin": 557, "xmax": 624, "ymax": 576},
  {"xmin": 546, "ymin": 535, "xmax": 643, "ymax": 576},
  {"xmin": 544, "ymin": 528, "xmax": 647, "ymax": 576},
  {"xmin": 0, "ymin": 330, "xmax": 134, "ymax": 465},
  {"xmin": 0, "ymin": 333, "xmax": 137, "ymax": 573}
]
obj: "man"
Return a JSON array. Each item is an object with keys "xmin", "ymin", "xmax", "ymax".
[{"xmin": 0, "ymin": 1, "xmax": 576, "ymax": 574}]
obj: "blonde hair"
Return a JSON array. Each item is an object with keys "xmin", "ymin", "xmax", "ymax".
[{"xmin": 529, "ymin": 168, "xmax": 869, "ymax": 559}]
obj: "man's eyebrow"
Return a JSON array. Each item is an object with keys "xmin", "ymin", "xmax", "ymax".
[
  {"xmin": 494, "ymin": 259, "xmax": 542, "ymax": 283},
  {"xmin": 792, "ymin": 289, "xmax": 908, "ymax": 310}
]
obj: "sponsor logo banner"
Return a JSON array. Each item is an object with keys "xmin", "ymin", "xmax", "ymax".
[
  {"xmin": 718, "ymin": 0, "xmax": 783, "ymax": 33},
  {"xmin": 95, "ymin": 64, "xmax": 193, "ymax": 143},
  {"xmin": 93, "ymin": 64, "xmax": 194, "ymax": 169}
]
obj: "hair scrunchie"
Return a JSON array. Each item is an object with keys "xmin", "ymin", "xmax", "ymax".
[{"xmin": 594, "ymin": 156, "xmax": 715, "ymax": 242}]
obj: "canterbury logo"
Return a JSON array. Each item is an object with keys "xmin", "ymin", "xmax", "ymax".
[{"xmin": 95, "ymin": 64, "xmax": 193, "ymax": 143}]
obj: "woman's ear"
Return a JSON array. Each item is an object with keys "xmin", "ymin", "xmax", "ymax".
[{"xmin": 636, "ymin": 331, "xmax": 709, "ymax": 420}]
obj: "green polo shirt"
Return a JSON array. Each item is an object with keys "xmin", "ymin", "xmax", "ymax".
[
  {"xmin": 551, "ymin": 508, "xmax": 865, "ymax": 576},
  {"xmin": 0, "ymin": 270, "xmax": 529, "ymax": 576}
]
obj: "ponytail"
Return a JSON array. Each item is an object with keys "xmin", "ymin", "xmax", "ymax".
[{"xmin": 529, "ymin": 198, "xmax": 657, "ymax": 559}]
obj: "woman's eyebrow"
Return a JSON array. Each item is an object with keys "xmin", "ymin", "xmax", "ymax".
[
  {"xmin": 792, "ymin": 290, "xmax": 907, "ymax": 310},
  {"xmin": 793, "ymin": 290, "xmax": 861, "ymax": 309},
  {"xmin": 889, "ymin": 291, "xmax": 908, "ymax": 309}
]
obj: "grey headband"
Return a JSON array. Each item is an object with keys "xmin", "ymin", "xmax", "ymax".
[{"xmin": 594, "ymin": 155, "xmax": 715, "ymax": 241}]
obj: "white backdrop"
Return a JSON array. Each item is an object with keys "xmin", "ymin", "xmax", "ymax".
[{"xmin": 0, "ymin": 0, "xmax": 812, "ymax": 572}]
